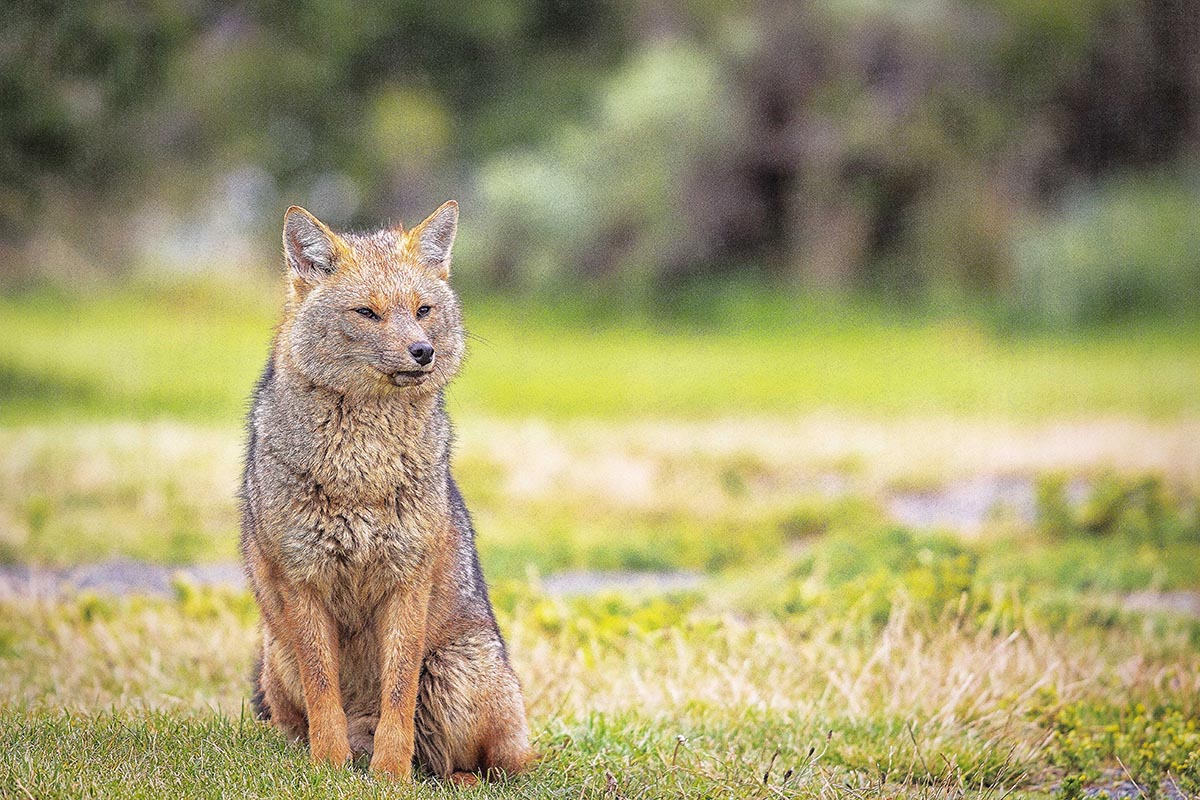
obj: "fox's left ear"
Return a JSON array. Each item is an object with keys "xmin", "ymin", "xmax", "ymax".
[
  {"xmin": 283, "ymin": 206, "xmax": 343, "ymax": 283},
  {"xmin": 410, "ymin": 200, "xmax": 458, "ymax": 281}
]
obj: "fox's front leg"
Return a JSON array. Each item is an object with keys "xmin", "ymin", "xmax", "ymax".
[
  {"xmin": 369, "ymin": 585, "xmax": 431, "ymax": 780},
  {"xmin": 278, "ymin": 583, "xmax": 351, "ymax": 766}
]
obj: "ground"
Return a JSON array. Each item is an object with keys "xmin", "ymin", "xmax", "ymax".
[{"xmin": 1, "ymin": 286, "xmax": 1198, "ymax": 798}]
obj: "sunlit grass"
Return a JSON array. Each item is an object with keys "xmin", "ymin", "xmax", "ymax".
[
  {"xmin": 4, "ymin": 281, "xmax": 1200, "ymax": 797},
  {"xmin": 2, "ymin": 418, "xmax": 1198, "ymax": 795},
  {"xmin": 2, "ymin": 417, "xmax": 1198, "ymax": 797},
  {"xmin": 2, "ymin": 282, "xmax": 1198, "ymax": 424},
  {"xmin": 3, "ymin": 556, "xmax": 1200, "ymax": 798},
  {"xmin": 3, "ymin": 418, "xmax": 1195, "ymax": 570}
]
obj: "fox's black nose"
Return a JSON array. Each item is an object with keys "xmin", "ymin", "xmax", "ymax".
[{"xmin": 408, "ymin": 341, "xmax": 434, "ymax": 366}]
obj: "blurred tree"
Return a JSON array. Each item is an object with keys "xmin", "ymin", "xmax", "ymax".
[
  {"xmin": 475, "ymin": 37, "xmax": 737, "ymax": 294},
  {"xmin": 1, "ymin": 0, "xmax": 1197, "ymax": 322},
  {"xmin": 155, "ymin": 0, "xmax": 627, "ymax": 226},
  {"xmin": 1, "ymin": 0, "xmax": 626, "ymax": 276},
  {"xmin": 0, "ymin": 2, "xmax": 199, "ymax": 242}
]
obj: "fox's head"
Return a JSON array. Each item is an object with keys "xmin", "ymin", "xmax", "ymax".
[{"xmin": 278, "ymin": 201, "xmax": 465, "ymax": 398}]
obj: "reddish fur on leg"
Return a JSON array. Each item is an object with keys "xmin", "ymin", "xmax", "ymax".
[{"xmin": 370, "ymin": 585, "xmax": 432, "ymax": 781}]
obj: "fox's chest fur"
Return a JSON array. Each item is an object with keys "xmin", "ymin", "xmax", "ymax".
[{"xmin": 246, "ymin": 362, "xmax": 453, "ymax": 621}]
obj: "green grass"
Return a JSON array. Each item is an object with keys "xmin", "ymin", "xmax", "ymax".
[
  {"xmin": 2, "ymin": 418, "xmax": 1199, "ymax": 796},
  {"xmin": 0, "ymin": 708, "xmax": 1036, "ymax": 799},
  {"xmin": 6, "ymin": 422, "xmax": 1194, "ymax": 577},
  {"xmin": 3, "ymin": 281, "xmax": 1200, "ymax": 797},
  {"xmin": 3, "ymin": 515, "xmax": 1200, "ymax": 798},
  {"xmin": 2, "ymin": 282, "xmax": 1198, "ymax": 424}
]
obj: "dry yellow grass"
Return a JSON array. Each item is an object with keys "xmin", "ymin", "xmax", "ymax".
[
  {"xmin": 3, "ymin": 583, "xmax": 1198, "ymax": 796},
  {"xmin": 3, "ymin": 415, "xmax": 1196, "ymax": 567},
  {"xmin": 3, "ymin": 417, "xmax": 1198, "ymax": 796}
]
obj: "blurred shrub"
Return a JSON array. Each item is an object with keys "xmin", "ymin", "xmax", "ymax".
[
  {"xmin": 771, "ymin": 524, "xmax": 987, "ymax": 633},
  {"xmin": 171, "ymin": 577, "xmax": 258, "ymax": 624},
  {"xmin": 4, "ymin": 0, "xmax": 1199, "ymax": 324},
  {"xmin": 471, "ymin": 38, "xmax": 735, "ymax": 296},
  {"xmin": 492, "ymin": 584, "xmax": 703, "ymax": 648},
  {"xmin": 1011, "ymin": 175, "xmax": 1200, "ymax": 326},
  {"xmin": 467, "ymin": 0, "xmax": 1200, "ymax": 317},
  {"xmin": 0, "ymin": 3, "xmax": 196, "ymax": 240},
  {"xmin": 1035, "ymin": 472, "xmax": 1200, "ymax": 545}
]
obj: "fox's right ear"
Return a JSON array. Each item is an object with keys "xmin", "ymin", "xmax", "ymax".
[{"xmin": 283, "ymin": 206, "xmax": 341, "ymax": 282}]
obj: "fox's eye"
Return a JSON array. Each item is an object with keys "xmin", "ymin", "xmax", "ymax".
[
  {"xmin": 415, "ymin": 305, "xmax": 432, "ymax": 319},
  {"xmin": 354, "ymin": 307, "xmax": 380, "ymax": 320}
]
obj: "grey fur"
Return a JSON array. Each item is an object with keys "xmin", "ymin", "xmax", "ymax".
[{"xmin": 241, "ymin": 206, "xmax": 531, "ymax": 779}]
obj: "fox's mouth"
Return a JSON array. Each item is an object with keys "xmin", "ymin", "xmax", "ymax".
[{"xmin": 390, "ymin": 369, "xmax": 431, "ymax": 386}]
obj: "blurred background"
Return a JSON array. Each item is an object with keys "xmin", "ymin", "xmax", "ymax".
[
  {"xmin": 3, "ymin": 0, "xmax": 1199, "ymax": 327},
  {"xmin": 1, "ymin": 0, "xmax": 1197, "ymax": 571},
  {"xmin": 3, "ymin": 8, "xmax": 1200, "ymax": 794}
]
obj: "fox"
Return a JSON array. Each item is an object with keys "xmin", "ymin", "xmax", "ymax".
[{"xmin": 239, "ymin": 201, "xmax": 533, "ymax": 784}]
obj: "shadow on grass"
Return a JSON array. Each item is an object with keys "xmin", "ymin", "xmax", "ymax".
[{"xmin": 0, "ymin": 361, "xmax": 101, "ymax": 411}]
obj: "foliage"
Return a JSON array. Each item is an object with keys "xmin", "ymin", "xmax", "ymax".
[
  {"xmin": 471, "ymin": 38, "xmax": 736, "ymax": 295},
  {"xmin": 1011, "ymin": 174, "xmax": 1200, "ymax": 326},
  {"xmin": 772, "ymin": 526, "xmax": 982, "ymax": 630},
  {"xmin": 1034, "ymin": 697, "xmax": 1200, "ymax": 797},
  {"xmin": 1035, "ymin": 472, "xmax": 1199, "ymax": 546},
  {"xmin": 4, "ymin": 1, "xmax": 1199, "ymax": 325},
  {"xmin": 0, "ymin": 2, "xmax": 197, "ymax": 242}
]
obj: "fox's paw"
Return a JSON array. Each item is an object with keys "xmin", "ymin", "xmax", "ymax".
[
  {"xmin": 346, "ymin": 715, "xmax": 378, "ymax": 759},
  {"xmin": 309, "ymin": 732, "xmax": 352, "ymax": 767},
  {"xmin": 368, "ymin": 753, "xmax": 413, "ymax": 782}
]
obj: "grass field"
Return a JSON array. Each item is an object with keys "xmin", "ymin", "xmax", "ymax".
[
  {"xmin": 2, "ymin": 282, "xmax": 1199, "ymax": 424},
  {"xmin": 2, "ymin": 284, "xmax": 1199, "ymax": 798},
  {"xmin": 3, "ymin": 450, "xmax": 1199, "ymax": 798}
]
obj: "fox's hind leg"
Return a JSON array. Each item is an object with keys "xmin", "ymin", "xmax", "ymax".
[
  {"xmin": 414, "ymin": 631, "xmax": 533, "ymax": 781},
  {"xmin": 253, "ymin": 636, "xmax": 308, "ymax": 743}
]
